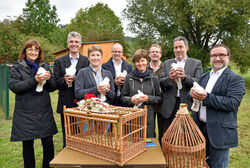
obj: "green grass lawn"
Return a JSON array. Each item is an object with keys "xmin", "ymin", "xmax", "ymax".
[{"xmin": 0, "ymin": 71, "xmax": 249, "ymax": 168}]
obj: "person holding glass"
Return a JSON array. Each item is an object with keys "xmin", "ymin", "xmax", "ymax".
[
  {"xmin": 9, "ymin": 40, "xmax": 58, "ymax": 168},
  {"xmin": 121, "ymin": 49, "xmax": 162, "ymax": 138}
]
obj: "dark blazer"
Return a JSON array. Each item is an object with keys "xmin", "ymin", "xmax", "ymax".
[
  {"xmin": 160, "ymin": 57, "xmax": 202, "ymax": 118},
  {"xmin": 9, "ymin": 60, "xmax": 58, "ymax": 141},
  {"xmin": 53, "ymin": 53, "xmax": 89, "ymax": 114},
  {"xmin": 192, "ymin": 67, "xmax": 245, "ymax": 149},
  {"xmin": 102, "ymin": 58, "xmax": 132, "ymax": 79},
  {"xmin": 75, "ymin": 66, "xmax": 115, "ymax": 104},
  {"xmin": 102, "ymin": 58, "xmax": 132, "ymax": 105}
]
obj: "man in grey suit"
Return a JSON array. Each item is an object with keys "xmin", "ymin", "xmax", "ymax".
[
  {"xmin": 159, "ymin": 36, "xmax": 202, "ymax": 141},
  {"xmin": 53, "ymin": 32, "xmax": 89, "ymax": 147},
  {"xmin": 190, "ymin": 44, "xmax": 245, "ymax": 168}
]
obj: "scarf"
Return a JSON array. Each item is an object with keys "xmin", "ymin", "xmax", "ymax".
[
  {"xmin": 25, "ymin": 59, "xmax": 39, "ymax": 77},
  {"xmin": 132, "ymin": 68, "xmax": 150, "ymax": 79},
  {"xmin": 90, "ymin": 65, "xmax": 103, "ymax": 85}
]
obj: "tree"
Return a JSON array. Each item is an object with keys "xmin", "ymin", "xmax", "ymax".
[
  {"xmin": 0, "ymin": 19, "xmax": 61, "ymax": 64},
  {"xmin": 0, "ymin": 20, "xmax": 23, "ymax": 62},
  {"xmin": 22, "ymin": 0, "xmax": 59, "ymax": 38},
  {"xmin": 124, "ymin": 0, "xmax": 250, "ymax": 73},
  {"xmin": 67, "ymin": 2, "xmax": 129, "ymax": 54},
  {"xmin": 47, "ymin": 26, "xmax": 69, "ymax": 48}
]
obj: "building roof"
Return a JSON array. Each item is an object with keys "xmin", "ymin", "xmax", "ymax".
[{"xmin": 53, "ymin": 40, "xmax": 120, "ymax": 55}]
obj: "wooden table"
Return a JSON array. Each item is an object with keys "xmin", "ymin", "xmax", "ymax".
[{"xmin": 50, "ymin": 138, "xmax": 166, "ymax": 168}]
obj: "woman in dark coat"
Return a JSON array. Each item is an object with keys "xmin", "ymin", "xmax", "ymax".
[
  {"xmin": 121, "ymin": 49, "xmax": 162, "ymax": 138},
  {"xmin": 75, "ymin": 45, "xmax": 115, "ymax": 103},
  {"xmin": 9, "ymin": 40, "xmax": 58, "ymax": 168}
]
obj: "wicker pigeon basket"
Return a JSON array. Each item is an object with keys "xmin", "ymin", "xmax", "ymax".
[
  {"xmin": 63, "ymin": 105, "xmax": 147, "ymax": 166},
  {"xmin": 161, "ymin": 103, "xmax": 208, "ymax": 168}
]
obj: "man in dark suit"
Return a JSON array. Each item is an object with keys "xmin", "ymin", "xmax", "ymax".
[
  {"xmin": 53, "ymin": 31, "xmax": 89, "ymax": 147},
  {"xmin": 102, "ymin": 43, "xmax": 132, "ymax": 106},
  {"xmin": 159, "ymin": 36, "xmax": 202, "ymax": 141},
  {"xmin": 190, "ymin": 44, "xmax": 245, "ymax": 168}
]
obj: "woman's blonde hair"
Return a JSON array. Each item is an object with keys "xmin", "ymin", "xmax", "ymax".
[{"xmin": 88, "ymin": 45, "xmax": 103, "ymax": 56}]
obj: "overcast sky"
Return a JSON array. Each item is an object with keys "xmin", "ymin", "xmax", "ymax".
[{"xmin": 0, "ymin": 0, "xmax": 134, "ymax": 36}]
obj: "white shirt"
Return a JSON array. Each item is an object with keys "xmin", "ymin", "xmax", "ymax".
[
  {"xmin": 112, "ymin": 59, "xmax": 123, "ymax": 96},
  {"xmin": 113, "ymin": 59, "xmax": 122, "ymax": 75},
  {"xmin": 175, "ymin": 57, "xmax": 187, "ymax": 97},
  {"xmin": 69, "ymin": 53, "xmax": 79, "ymax": 67},
  {"xmin": 199, "ymin": 67, "xmax": 227, "ymax": 122},
  {"xmin": 150, "ymin": 61, "xmax": 161, "ymax": 73}
]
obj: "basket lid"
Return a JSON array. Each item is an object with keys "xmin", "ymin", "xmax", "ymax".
[{"xmin": 161, "ymin": 103, "xmax": 206, "ymax": 147}]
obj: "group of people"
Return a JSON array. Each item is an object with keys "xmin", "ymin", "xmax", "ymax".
[{"xmin": 9, "ymin": 31, "xmax": 245, "ymax": 168}]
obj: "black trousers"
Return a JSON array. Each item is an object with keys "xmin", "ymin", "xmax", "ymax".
[
  {"xmin": 158, "ymin": 97, "xmax": 180, "ymax": 145},
  {"xmin": 60, "ymin": 113, "xmax": 66, "ymax": 148},
  {"xmin": 22, "ymin": 135, "xmax": 54, "ymax": 168}
]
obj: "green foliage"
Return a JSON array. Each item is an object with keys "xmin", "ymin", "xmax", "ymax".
[
  {"xmin": 0, "ymin": 19, "xmax": 61, "ymax": 64},
  {"xmin": 0, "ymin": 21, "xmax": 24, "ymax": 62},
  {"xmin": 47, "ymin": 26, "xmax": 69, "ymax": 48},
  {"xmin": 22, "ymin": 0, "xmax": 60, "ymax": 38},
  {"xmin": 224, "ymin": 35, "xmax": 250, "ymax": 74},
  {"xmin": 67, "ymin": 2, "xmax": 129, "ymax": 54},
  {"xmin": 124, "ymin": 0, "xmax": 250, "ymax": 73}
]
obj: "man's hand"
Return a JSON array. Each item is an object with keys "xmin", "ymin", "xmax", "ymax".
[
  {"xmin": 176, "ymin": 67, "xmax": 186, "ymax": 80},
  {"xmin": 114, "ymin": 76, "xmax": 125, "ymax": 86},
  {"xmin": 64, "ymin": 74, "xmax": 75, "ymax": 85},
  {"xmin": 169, "ymin": 68, "xmax": 177, "ymax": 81},
  {"xmin": 190, "ymin": 88, "xmax": 207, "ymax": 101}
]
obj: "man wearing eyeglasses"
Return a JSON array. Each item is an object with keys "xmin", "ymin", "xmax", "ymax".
[
  {"xmin": 159, "ymin": 36, "xmax": 203, "ymax": 142},
  {"xmin": 53, "ymin": 31, "xmax": 89, "ymax": 148},
  {"xmin": 148, "ymin": 44, "xmax": 164, "ymax": 140},
  {"xmin": 148, "ymin": 44, "xmax": 164, "ymax": 78},
  {"xmin": 102, "ymin": 43, "xmax": 132, "ymax": 106},
  {"xmin": 189, "ymin": 44, "xmax": 245, "ymax": 168}
]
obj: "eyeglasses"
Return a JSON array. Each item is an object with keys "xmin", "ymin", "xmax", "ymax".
[
  {"xmin": 27, "ymin": 48, "xmax": 39, "ymax": 53},
  {"xmin": 150, "ymin": 51, "xmax": 161, "ymax": 54},
  {"xmin": 112, "ymin": 51, "xmax": 122, "ymax": 54},
  {"xmin": 210, "ymin": 54, "xmax": 228, "ymax": 58}
]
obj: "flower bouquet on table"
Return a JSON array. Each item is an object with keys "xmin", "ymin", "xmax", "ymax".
[{"xmin": 75, "ymin": 94, "xmax": 111, "ymax": 113}]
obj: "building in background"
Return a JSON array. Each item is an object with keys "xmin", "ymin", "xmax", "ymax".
[{"xmin": 53, "ymin": 40, "xmax": 129, "ymax": 65}]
